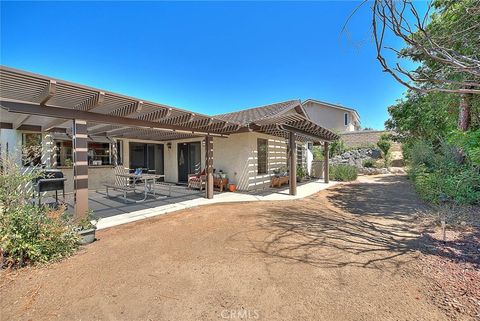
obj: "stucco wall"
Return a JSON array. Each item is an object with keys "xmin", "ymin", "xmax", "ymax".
[
  {"xmin": 302, "ymin": 101, "xmax": 358, "ymax": 132},
  {"xmin": 213, "ymin": 132, "xmax": 287, "ymax": 191}
]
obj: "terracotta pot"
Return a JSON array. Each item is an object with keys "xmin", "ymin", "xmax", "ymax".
[{"xmin": 228, "ymin": 184, "xmax": 236, "ymax": 192}]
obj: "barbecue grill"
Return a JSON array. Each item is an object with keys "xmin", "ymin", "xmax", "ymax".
[{"xmin": 33, "ymin": 169, "xmax": 67, "ymax": 205}]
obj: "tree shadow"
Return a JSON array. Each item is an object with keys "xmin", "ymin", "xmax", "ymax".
[{"xmin": 229, "ymin": 175, "xmax": 479, "ymax": 271}]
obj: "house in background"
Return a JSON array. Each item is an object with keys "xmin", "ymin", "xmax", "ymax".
[{"xmin": 302, "ymin": 99, "xmax": 361, "ymax": 132}]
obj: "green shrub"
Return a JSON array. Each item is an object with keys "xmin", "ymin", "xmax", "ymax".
[
  {"xmin": 362, "ymin": 159, "xmax": 375, "ymax": 168},
  {"xmin": 296, "ymin": 165, "xmax": 307, "ymax": 180},
  {"xmin": 377, "ymin": 135, "xmax": 392, "ymax": 167},
  {"xmin": 329, "ymin": 139, "xmax": 346, "ymax": 157},
  {"xmin": 409, "ymin": 140, "xmax": 436, "ymax": 169},
  {"xmin": 406, "ymin": 139, "xmax": 480, "ymax": 205},
  {"xmin": 409, "ymin": 165, "xmax": 480, "ymax": 205},
  {"xmin": 312, "ymin": 146, "xmax": 324, "ymax": 160},
  {"xmin": 1, "ymin": 205, "xmax": 78, "ymax": 267},
  {"xmin": 0, "ymin": 157, "xmax": 78, "ymax": 268},
  {"xmin": 448, "ymin": 129, "xmax": 480, "ymax": 166},
  {"xmin": 329, "ymin": 164, "xmax": 358, "ymax": 181}
]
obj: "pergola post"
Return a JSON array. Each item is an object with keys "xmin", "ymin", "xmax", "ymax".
[
  {"xmin": 205, "ymin": 135, "xmax": 214, "ymax": 199},
  {"xmin": 73, "ymin": 119, "xmax": 89, "ymax": 221},
  {"xmin": 324, "ymin": 142, "xmax": 329, "ymax": 183},
  {"xmin": 289, "ymin": 131, "xmax": 297, "ymax": 196}
]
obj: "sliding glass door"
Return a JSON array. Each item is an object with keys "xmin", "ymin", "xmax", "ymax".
[{"xmin": 178, "ymin": 142, "xmax": 201, "ymax": 182}]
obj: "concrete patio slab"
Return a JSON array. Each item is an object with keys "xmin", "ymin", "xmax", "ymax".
[{"xmin": 95, "ymin": 179, "xmax": 339, "ymax": 230}]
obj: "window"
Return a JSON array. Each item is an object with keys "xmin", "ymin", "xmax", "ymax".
[
  {"xmin": 88, "ymin": 142, "xmax": 111, "ymax": 166},
  {"xmin": 257, "ymin": 138, "xmax": 268, "ymax": 174},
  {"xmin": 344, "ymin": 113, "xmax": 349, "ymax": 126},
  {"xmin": 22, "ymin": 133, "xmax": 42, "ymax": 166},
  {"xmin": 54, "ymin": 140, "xmax": 118, "ymax": 166}
]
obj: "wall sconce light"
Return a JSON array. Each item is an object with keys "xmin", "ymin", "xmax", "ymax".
[{"xmin": 167, "ymin": 142, "xmax": 172, "ymax": 150}]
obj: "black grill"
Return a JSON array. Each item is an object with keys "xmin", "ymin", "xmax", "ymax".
[{"xmin": 33, "ymin": 169, "xmax": 67, "ymax": 205}]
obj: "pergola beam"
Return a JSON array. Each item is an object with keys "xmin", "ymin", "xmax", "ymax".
[
  {"xmin": 75, "ymin": 91, "xmax": 105, "ymax": 111},
  {"xmin": 44, "ymin": 91, "xmax": 105, "ymax": 130},
  {"xmin": 0, "ymin": 100, "xmax": 229, "ymax": 137},
  {"xmin": 37, "ymin": 80, "xmax": 56, "ymax": 105},
  {"xmin": 13, "ymin": 114, "xmax": 30, "ymax": 129}
]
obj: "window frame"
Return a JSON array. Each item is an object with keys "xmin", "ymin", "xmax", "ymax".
[{"xmin": 257, "ymin": 138, "xmax": 268, "ymax": 175}]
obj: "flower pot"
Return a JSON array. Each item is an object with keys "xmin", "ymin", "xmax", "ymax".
[
  {"xmin": 77, "ymin": 228, "xmax": 96, "ymax": 245},
  {"xmin": 228, "ymin": 184, "xmax": 236, "ymax": 192}
]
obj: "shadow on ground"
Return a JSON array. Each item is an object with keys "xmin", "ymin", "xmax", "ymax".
[{"xmin": 232, "ymin": 175, "xmax": 479, "ymax": 270}]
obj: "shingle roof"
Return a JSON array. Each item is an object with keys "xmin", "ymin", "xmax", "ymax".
[{"xmin": 214, "ymin": 100, "xmax": 301, "ymax": 126}]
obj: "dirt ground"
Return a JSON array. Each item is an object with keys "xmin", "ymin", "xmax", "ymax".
[{"xmin": 0, "ymin": 175, "xmax": 473, "ymax": 320}]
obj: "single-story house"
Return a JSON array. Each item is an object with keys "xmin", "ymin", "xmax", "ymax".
[{"xmin": 0, "ymin": 66, "xmax": 341, "ymax": 219}]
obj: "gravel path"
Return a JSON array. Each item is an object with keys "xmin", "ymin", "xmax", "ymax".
[{"xmin": 0, "ymin": 175, "xmax": 453, "ymax": 320}]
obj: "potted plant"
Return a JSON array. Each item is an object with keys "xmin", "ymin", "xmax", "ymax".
[
  {"xmin": 296, "ymin": 165, "xmax": 306, "ymax": 182},
  {"xmin": 64, "ymin": 158, "xmax": 73, "ymax": 167},
  {"xmin": 218, "ymin": 169, "xmax": 227, "ymax": 179},
  {"xmin": 73, "ymin": 210, "xmax": 99, "ymax": 245}
]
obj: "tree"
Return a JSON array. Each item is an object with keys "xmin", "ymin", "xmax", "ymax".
[
  {"xmin": 347, "ymin": 0, "xmax": 480, "ymax": 131},
  {"xmin": 370, "ymin": 0, "xmax": 480, "ymax": 95}
]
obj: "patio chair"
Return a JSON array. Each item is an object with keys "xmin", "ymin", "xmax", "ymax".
[{"xmin": 188, "ymin": 168, "xmax": 206, "ymax": 191}]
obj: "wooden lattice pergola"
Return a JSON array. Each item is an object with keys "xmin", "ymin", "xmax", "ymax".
[{"xmin": 0, "ymin": 66, "xmax": 337, "ymax": 219}]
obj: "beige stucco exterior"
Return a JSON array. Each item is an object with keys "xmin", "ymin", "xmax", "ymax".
[
  {"xmin": 2, "ymin": 129, "xmax": 303, "ymax": 193},
  {"xmin": 213, "ymin": 132, "xmax": 288, "ymax": 191},
  {"xmin": 302, "ymin": 100, "xmax": 360, "ymax": 132}
]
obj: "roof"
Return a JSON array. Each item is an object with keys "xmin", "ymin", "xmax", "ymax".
[
  {"xmin": 215, "ymin": 100, "xmax": 304, "ymax": 125},
  {"xmin": 0, "ymin": 66, "xmax": 338, "ymax": 142},
  {"xmin": 302, "ymin": 98, "xmax": 360, "ymax": 121}
]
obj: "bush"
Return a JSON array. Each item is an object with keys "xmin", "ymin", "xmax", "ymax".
[
  {"xmin": 329, "ymin": 164, "xmax": 358, "ymax": 181},
  {"xmin": 362, "ymin": 159, "xmax": 375, "ymax": 168},
  {"xmin": 329, "ymin": 139, "xmax": 346, "ymax": 157},
  {"xmin": 409, "ymin": 140, "xmax": 436, "ymax": 168},
  {"xmin": 406, "ymin": 139, "xmax": 480, "ymax": 205},
  {"xmin": 312, "ymin": 146, "xmax": 324, "ymax": 160},
  {"xmin": 296, "ymin": 165, "xmax": 307, "ymax": 180},
  {"xmin": 0, "ymin": 157, "xmax": 78, "ymax": 268},
  {"xmin": 409, "ymin": 165, "xmax": 480, "ymax": 205},
  {"xmin": 377, "ymin": 135, "xmax": 392, "ymax": 167},
  {"xmin": 1, "ymin": 205, "xmax": 78, "ymax": 267}
]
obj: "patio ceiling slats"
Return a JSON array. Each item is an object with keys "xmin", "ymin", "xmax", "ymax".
[{"xmin": 0, "ymin": 66, "xmax": 339, "ymax": 143}]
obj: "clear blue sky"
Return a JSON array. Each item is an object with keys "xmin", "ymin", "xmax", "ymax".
[{"xmin": 1, "ymin": 1, "xmax": 410, "ymax": 129}]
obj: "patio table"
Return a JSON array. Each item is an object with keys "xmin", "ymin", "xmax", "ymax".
[{"xmin": 113, "ymin": 173, "xmax": 165, "ymax": 203}]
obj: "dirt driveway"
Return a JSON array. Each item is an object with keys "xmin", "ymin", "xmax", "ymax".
[{"xmin": 1, "ymin": 175, "xmax": 452, "ymax": 320}]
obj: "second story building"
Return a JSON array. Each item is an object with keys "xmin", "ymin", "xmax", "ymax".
[{"xmin": 302, "ymin": 99, "xmax": 360, "ymax": 132}]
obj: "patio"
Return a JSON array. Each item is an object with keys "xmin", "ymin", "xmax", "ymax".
[{"xmin": 40, "ymin": 179, "xmax": 338, "ymax": 229}]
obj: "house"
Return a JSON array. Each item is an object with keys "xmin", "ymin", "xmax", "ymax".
[
  {"xmin": 302, "ymin": 99, "xmax": 361, "ymax": 132},
  {"xmin": 0, "ymin": 66, "xmax": 340, "ymax": 219}
]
